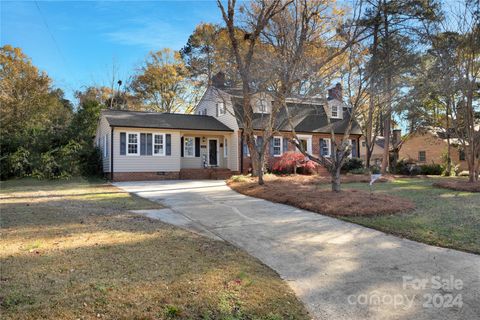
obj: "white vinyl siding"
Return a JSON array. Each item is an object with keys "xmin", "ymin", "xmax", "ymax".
[
  {"xmin": 113, "ymin": 128, "xmax": 180, "ymax": 172},
  {"xmin": 95, "ymin": 116, "xmax": 111, "ymax": 172}
]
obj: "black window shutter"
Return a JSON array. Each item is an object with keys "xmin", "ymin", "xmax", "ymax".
[
  {"xmin": 269, "ymin": 138, "xmax": 274, "ymax": 155},
  {"xmin": 140, "ymin": 133, "xmax": 146, "ymax": 155},
  {"xmin": 146, "ymin": 134, "xmax": 152, "ymax": 155},
  {"xmin": 120, "ymin": 132, "xmax": 126, "ymax": 155},
  {"xmin": 283, "ymin": 138, "xmax": 288, "ymax": 153},
  {"xmin": 319, "ymin": 138, "xmax": 324, "ymax": 156},
  {"xmin": 216, "ymin": 104, "xmax": 219, "ymax": 117},
  {"xmin": 166, "ymin": 134, "xmax": 171, "ymax": 156},
  {"xmin": 195, "ymin": 137, "xmax": 200, "ymax": 157},
  {"xmin": 180, "ymin": 137, "xmax": 184, "ymax": 157}
]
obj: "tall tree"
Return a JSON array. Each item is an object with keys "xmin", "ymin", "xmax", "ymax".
[
  {"xmin": 131, "ymin": 48, "xmax": 192, "ymax": 113},
  {"xmin": 216, "ymin": 0, "xmax": 292, "ymax": 185}
]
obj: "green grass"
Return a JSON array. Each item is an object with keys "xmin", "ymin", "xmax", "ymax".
[
  {"xmin": 0, "ymin": 178, "xmax": 309, "ymax": 320},
  {"xmin": 336, "ymin": 178, "xmax": 480, "ymax": 254}
]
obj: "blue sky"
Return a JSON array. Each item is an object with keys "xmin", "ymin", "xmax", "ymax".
[{"xmin": 1, "ymin": 1, "xmax": 223, "ymax": 103}]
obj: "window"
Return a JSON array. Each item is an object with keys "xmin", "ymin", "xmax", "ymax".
[
  {"xmin": 258, "ymin": 100, "xmax": 269, "ymax": 113},
  {"xmin": 320, "ymin": 138, "xmax": 331, "ymax": 157},
  {"xmin": 224, "ymin": 138, "xmax": 228, "ymax": 158},
  {"xmin": 217, "ymin": 102, "xmax": 226, "ymax": 116},
  {"xmin": 362, "ymin": 141, "xmax": 366, "ymax": 147},
  {"xmin": 418, "ymin": 151, "xmax": 426, "ymax": 162},
  {"xmin": 184, "ymin": 137, "xmax": 195, "ymax": 157},
  {"xmin": 153, "ymin": 134, "xmax": 165, "ymax": 156},
  {"xmin": 351, "ymin": 139, "xmax": 357, "ymax": 158},
  {"xmin": 459, "ymin": 149, "xmax": 466, "ymax": 161},
  {"xmin": 272, "ymin": 136, "xmax": 282, "ymax": 157},
  {"xmin": 127, "ymin": 133, "xmax": 139, "ymax": 155},
  {"xmin": 202, "ymin": 109, "xmax": 207, "ymax": 115},
  {"xmin": 331, "ymin": 105, "xmax": 338, "ymax": 118}
]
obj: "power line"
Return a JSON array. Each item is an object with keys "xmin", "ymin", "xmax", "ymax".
[{"xmin": 34, "ymin": 0, "xmax": 77, "ymax": 95}]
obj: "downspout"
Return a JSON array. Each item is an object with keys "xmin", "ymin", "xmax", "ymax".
[
  {"xmin": 110, "ymin": 126, "xmax": 114, "ymax": 181},
  {"xmin": 240, "ymin": 128, "xmax": 244, "ymax": 174}
]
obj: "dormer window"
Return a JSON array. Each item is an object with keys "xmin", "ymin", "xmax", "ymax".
[
  {"xmin": 217, "ymin": 102, "xmax": 226, "ymax": 116},
  {"xmin": 331, "ymin": 105, "xmax": 339, "ymax": 118},
  {"xmin": 259, "ymin": 100, "xmax": 268, "ymax": 113}
]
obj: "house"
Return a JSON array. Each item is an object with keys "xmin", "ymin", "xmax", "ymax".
[
  {"xmin": 359, "ymin": 136, "xmax": 385, "ymax": 166},
  {"xmin": 95, "ymin": 83, "xmax": 362, "ymax": 181},
  {"xmin": 398, "ymin": 127, "xmax": 468, "ymax": 170}
]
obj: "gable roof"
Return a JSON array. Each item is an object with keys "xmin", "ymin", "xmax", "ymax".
[
  {"xmin": 229, "ymin": 96, "xmax": 362, "ymax": 135},
  {"xmin": 102, "ymin": 110, "xmax": 233, "ymax": 132}
]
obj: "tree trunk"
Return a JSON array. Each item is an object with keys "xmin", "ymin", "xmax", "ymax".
[
  {"xmin": 331, "ymin": 166, "xmax": 341, "ymax": 192},
  {"xmin": 446, "ymin": 98, "xmax": 452, "ymax": 176},
  {"xmin": 380, "ymin": 1, "xmax": 391, "ymax": 174}
]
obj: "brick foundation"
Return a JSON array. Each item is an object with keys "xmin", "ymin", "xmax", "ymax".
[
  {"xmin": 179, "ymin": 168, "xmax": 237, "ymax": 180},
  {"xmin": 112, "ymin": 171, "xmax": 180, "ymax": 182}
]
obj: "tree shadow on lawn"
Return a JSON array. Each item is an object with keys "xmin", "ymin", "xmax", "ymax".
[{"xmin": 1, "ymin": 214, "xmax": 309, "ymax": 320}]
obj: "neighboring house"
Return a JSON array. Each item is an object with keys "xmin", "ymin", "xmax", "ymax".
[
  {"xmin": 95, "ymin": 82, "xmax": 362, "ymax": 181},
  {"xmin": 359, "ymin": 136, "xmax": 385, "ymax": 166},
  {"xmin": 398, "ymin": 128, "xmax": 468, "ymax": 170}
]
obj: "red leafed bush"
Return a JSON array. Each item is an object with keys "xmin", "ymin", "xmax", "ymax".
[{"xmin": 272, "ymin": 151, "xmax": 318, "ymax": 174}]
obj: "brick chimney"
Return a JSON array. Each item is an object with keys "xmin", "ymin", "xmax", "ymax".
[
  {"xmin": 211, "ymin": 71, "xmax": 226, "ymax": 88},
  {"xmin": 327, "ymin": 83, "xmax": 342, "ymax": 101},
  {"xmin": 392, "ymin": 129, "xmax": 402, "ymax": 147}
]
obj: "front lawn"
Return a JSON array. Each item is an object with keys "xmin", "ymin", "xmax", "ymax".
[
  {"xmin": 0, "ymin": 178, "xmax": 309, "ymax": 319},
  {"xmin": 229, "ymin": 175, "xmax": 480, "ymax": 254},
  {"xmin": 340, "ymin": 177, "xmax": 480, "ymax": 254}
]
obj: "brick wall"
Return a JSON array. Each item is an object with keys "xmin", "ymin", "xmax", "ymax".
[
  {"xmin": 399, "ymin": 132, "xmax": 468, "ymax": 170},
  {"xmin": 239, "ymin": 131, "xmax": 361, "ymax": 176},
  {"xmin": 112, "ymin": 172, "xmax": 179, "ymax": 182}
]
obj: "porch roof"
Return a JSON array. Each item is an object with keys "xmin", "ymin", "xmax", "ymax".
[{"xmin": 103, "ymin": 110, "xmax": 234, "ymax": 132}]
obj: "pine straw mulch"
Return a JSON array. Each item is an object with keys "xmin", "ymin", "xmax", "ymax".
[
  {"xmin": 227, "ymin": 174, "xmax": 414, "ymax": 216},
  {"xmin": 432, "ymin": 179, "xmax": 480, "ymax": 192}
]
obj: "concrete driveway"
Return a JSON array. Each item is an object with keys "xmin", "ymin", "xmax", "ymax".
[{"xmin": 114, "ymin": 180, "xmax": 480, "ymax": 320}]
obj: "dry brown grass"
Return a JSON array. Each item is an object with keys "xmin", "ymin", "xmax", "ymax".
[
  {"xmin": 228, "ymin": 174, "xmax": 414, "ymax": 216},
  {"xmin": 432, "ymin": 179, "xmax": 480, "ymax": 192},
  {"xmin": 0, "ymin": 178, "xmax": 309, "ymax": 320}
]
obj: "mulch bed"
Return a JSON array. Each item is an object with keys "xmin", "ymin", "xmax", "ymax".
[
  {"xmin": 432, "ymin": 180, "xmax": 480, "ymax": 193},
  {"xmin": 228, "ymin": 175, "xmax": 414, "ymax": 216}
]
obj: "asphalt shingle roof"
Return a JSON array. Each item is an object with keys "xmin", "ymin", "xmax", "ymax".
[
  {"xmin": 102, "ymin": 110, "xmax": 233, "ymax": 132},
  {"xmin": 230, "ymin": 97, "xmax": 362, "ymax": 135}
]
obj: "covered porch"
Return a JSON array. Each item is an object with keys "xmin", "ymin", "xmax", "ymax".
[{"xmin": 179, "ymin": 130, "xmax": 237, "ymax": 173}]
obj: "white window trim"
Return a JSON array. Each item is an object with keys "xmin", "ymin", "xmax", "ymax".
[
  {"xmin": 208, "ymin": 138, "xmax": 219, "ymax": 166},
  {"xmin": 331, "ymin": 105, "xmax": 339, "ymax": 118},
  {"xmin": 272, "ymin": 136, "xmax": 283, "ymax": 157},
  {"xmin": 126, "ymin": 132, "xmax": 140, "ymax": 156},
  {"xmin": 322, "ymin": 138, "xmax": 331, "ymax": 157},
  {"xmin": 224, "ymin": 138, "xmax": 228, "ymax": 158},
  {"xmin": 257, "ymin": 100, "xmax": 269, "ymax": 113},
  {"xmin": 153, "ymin": 133, "xmax": 166, "ymax": 156},
  {"xmin": 183, "ymin": 136, "xmax": 195, "ymax": 158},
  {"xmin": 217, "ymin": 102, "xmax": 226, "ymax": 116},
  {"xmin": 296, "ymin": 135, "xmax": 313, "ymax": 154}
]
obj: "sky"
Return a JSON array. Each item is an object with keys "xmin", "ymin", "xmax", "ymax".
[{"xmin": 1, "ymin": 1, "xmax": 223, "ymax": 103}]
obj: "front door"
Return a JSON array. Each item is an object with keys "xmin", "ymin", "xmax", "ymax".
[{"xmin": 208, "ymin": 139, "xmax": 218, "ymax": 166}]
